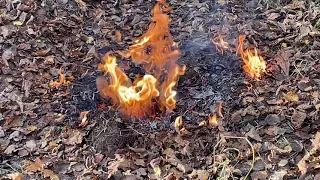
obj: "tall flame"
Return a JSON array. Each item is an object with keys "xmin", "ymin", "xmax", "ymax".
[
  {"xmin": 97, "ymin": 0, "xmax": 185, "ymax": 117},
  {"xmin": 237, "ymin": 35, "xmax": 266, "ymax": 80}
]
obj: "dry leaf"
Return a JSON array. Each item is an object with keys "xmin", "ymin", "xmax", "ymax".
[
  {"xmin": 62, "ymin": 129, "xmax": 83, "ymax": 145},
  {"xmin": 44, "ymin": 55, "xmax": 55, "ymax": 64},
  {"xmin": 291, "ymin": 109, "xmax": 307, "ymax": 129},
  {"xmin": 13, "ymin": 21, "xmax": 23, "ymax": 26},
  {"xmin": 274, "ymin": 49, "xmax": 289, "ymax": 77},
  {"xmin": 246, "ymin": 127, "xmax": 262, "ymax": 141},
  {"xmin": 6, "ymin": 172, "xmax": 24, "ymax": 180},
  {"xmin": 25, "ymin": 140, "xmax": 37, "ymax": 151},
  {"xmin": 188, "ymin": 169, "xmax": 210, "ymax": 180},
  {"xmin": 115, "ymin": 31, "xmax": 122, "ymax": 41},
  {"xmin": 36, "ymin": 49, "xmax": 50, "ymax": 56},
  {"xmin": 75, "ymin": 0, "xmax": 86, "ymax": 9},
  {"xmin": 4, "ymin": 144, "xmax": 17, "ymax": 155},
  {"xmin": 24, "ymin": 157, "xmax": 44, "ymax": 172},
  {"xmin": 27, "ymin": 125, "xmax": 38, "ymax": 132},
  {"xmin": 86, "ymin": 36, "xmax": 94, "ymax": 44},
  {"xmin": 43, "ymin": 169, "xmax": 59, "ymax": 180},
  {"xmin": 107, "ymin": 154, "xmax": 126, "ymax": 178},
  {"xmin": 284, "ymin": 91, "xmax": 299, "ymax": 102},
  {"xmin": 134, "ymin": 159, "xmax": 145, "ymax": 166},
  {"xmin": 153, "ymin": 167, "xmax": 161, "ymax": 177},
  {"xmin": 180, "ymin": 127, "xmax": 190, "ymax": 135},
  {"xmin": 267, "ymin": 13, "xmax": 281, "ymax": 20},
  {"xmin": 47, "ymin": 141, "xmax": 58, "ymax": 151},
  {"xmin": 150, "ymin": 158, "xmax": 161, "ymax": 177}
]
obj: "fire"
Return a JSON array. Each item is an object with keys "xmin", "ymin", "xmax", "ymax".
[
  {"xmin": 97, "ymin": 0, "xmax": 185, "ymax": 117},
  {"xmin": 79, "ymin": 111, "xmax": 89, "ymax": 127},
  {"xmin": 49, "ymin": 66, "xmax": 72, "ymax": 88},
  {"xmin": 174, "ymin": 115, "xmax": 183, "ymax": 129},
  {"xmin": 97, "ymin": 53, "xmax": 160, "ymax": 117},
  {"xmin": 209, "ymin": 114, "xmax": 218, "ymax": 126},
  {"xmin": 212, "ymin": 32, "xmax": 230, "ymax": 54},
  {"xmin": 237, "ymin": 35, "xmax": 266, "ymax": 80}
]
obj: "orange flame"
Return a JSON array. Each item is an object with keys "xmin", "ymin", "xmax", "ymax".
[
  {"xmin": 97, "ymin": 0, "xmax": 185, "ymax": 117},
  {"xmin": 212, "ymin": 32, "xmax": 230, "ymax": 54},
  {"xmin": 97, "ymin": 53, "xmax": 160, "ymax": 117},
  {"xmin": 237, "ymin": 35, "xmax": 266, "ymax": 80},
  {"xmin": 49, "ymin": 66, "xmax": 72, "ymax": 88},
  {"xmin": 174, "ymin": 115, "xmax": 183, "ymax": 128},
  {"xmin": 79, "ymin": 111, "xmax": 89, "ymax": 127},
  {"xmin": 209, "ymin": 114, "xmax": 218, "ymax": 126}
]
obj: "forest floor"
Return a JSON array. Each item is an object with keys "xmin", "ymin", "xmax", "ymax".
[{"xmin": 0, "ymin": 0, "xmax": 320, "ymax": 179}]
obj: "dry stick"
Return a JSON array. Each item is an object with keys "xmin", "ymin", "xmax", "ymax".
[{"xmin": 213, "ymin": 135, "xmax": 255, "ymax": 180}]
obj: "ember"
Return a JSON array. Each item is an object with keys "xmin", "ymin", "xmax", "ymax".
[
  {"xmin": 237, "ymin": 35, "xmax": 267, "ymax": 80},
  {"xmin": 97, "ymin": 0, "xmax": 185, "ymax": 117}
]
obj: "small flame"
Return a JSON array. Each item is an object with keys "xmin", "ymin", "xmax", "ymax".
[
  {"xmin": 97, "ymin": 0, "xmax": 185, "ymax": 117},
  {"xmin": 79, "ymin": 111, "xmax": 89, "ymax": 127},
  {"xmin": 49, "ymin": 66, "xmax": 72, "ymax": 88},
  {"xmin": 209, "ymin": 114, "xmax": 218, "ymax": 126},
  {"xmin": 212, "ymin": 32, "xmax": 230, "ymax": 54},
  {"xmin": 174, "ymin": 115, "xmax": 183, "ymax": 128},
  {"xmin": 218, "ymin": 101, "xmax": 223, "ymax": 118},
  {"xmin": 237, "ymin": 35, "xmax": 266, "ymax": 80},
  {"xmin": 199, "ymin": 120, "xmax": 207, "ymax": 126}
]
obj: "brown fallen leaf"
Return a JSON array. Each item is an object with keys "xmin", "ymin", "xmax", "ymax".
[
  {"xmin": 2, "ymin": 46, "xmax": 17, "ymax": 66},
  {"xmin": 273, "ymin": 48, "xmax": 289, "ymax": 77},
  {"xmin": 291, "ymin": 109, "xmax": 307, "ymax": 129},
  {"xmin": 27, "ymin": 125, "xmax": 38, "ymax": 132},
  {"xmin": 47, "ymin": 141, "xmax": 58, "ymax": 151},
  {"xmin": 6, "ymin": 172, "xmax": 24, "ymax": 180},
  {"xmin": 150, "ymin": 158, "xmax": 161, "ymax": 177},
  {"xmin": 4, "ymin": 144, "xmax": 18, "ymax": 155},
  {"xmin": 62, "ymin": 128, "xmax": 83, "ymax": 145},
  {"xmin": 107, "ymin": 154, "xmax": 131, "ymax": 178},
  {"xmin": 94, "ymin": 153, "xmax": 104, "ymax": 164},
  {"xmin": 251, "ymin": 170, "xmax": 268, "ymax": 180},
  {"xmin": 284, "ymin": 91, "xmax": 299, "ymax": 102},
  {"xmin": 267, "ymin": 13, "xmax": 281, "ymax": 20},
  {"xmin": 246, "ymin": 127, "xmax": 262, "ymax": 142},
  {"xmin": 188, "ymin": 169, "xmax": 210, "ymax": 180},
  {"xmin": 298, "ymin": 132, "xmax": 320, "ymax": 176},
  {"xmin": 36, "ymin": 48, "xmax": 50, "ymax": 56},
  {"xmin": 43, "ymin": 169, "xmax": 59, "ymax": 180},
  {"xmin": 25, "ymin": 140, "xmax": 37, "ymax": 152},
  {"xmin": 115, "ymin": 31, "xmax": 122, "ymax": 41},
  {"xmin": 24, "ymin": 157, "xmax": 44, "ymax": 173}
]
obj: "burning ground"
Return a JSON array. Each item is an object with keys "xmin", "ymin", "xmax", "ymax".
[{"xmin": 0, "ymin": 0, "xmax": 320, "ymax": 179}]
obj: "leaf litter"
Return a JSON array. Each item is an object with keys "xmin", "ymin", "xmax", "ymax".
[{"xmin": 0, "ymin": 0, "xmax": 319, "ymax": 179}]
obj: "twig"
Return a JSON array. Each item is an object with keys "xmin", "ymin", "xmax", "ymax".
[{"xmin": 213, "ymin": 135, "xmax": 255, "ymax": 180}]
